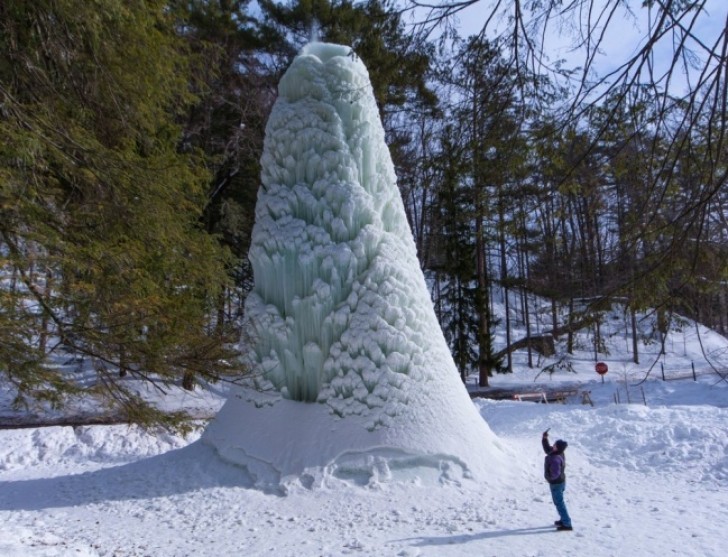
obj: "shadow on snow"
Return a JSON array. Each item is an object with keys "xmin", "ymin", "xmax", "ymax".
[
  {"xmin": 396, "ymin": 525, "xmax": 558, "ymax": 547},
  {"xmin": 0, "ymin": 440, "xmax": 272, "ymax": 511}
]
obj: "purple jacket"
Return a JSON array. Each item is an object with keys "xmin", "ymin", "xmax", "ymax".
[{"xmin": 542, "ymin": 438, "xmax": 566, "ymax": 484}]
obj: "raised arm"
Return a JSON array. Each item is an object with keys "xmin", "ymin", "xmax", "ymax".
[{"xmin": 542, "ymin": 431, "xmax": 553, "ymax": 454}]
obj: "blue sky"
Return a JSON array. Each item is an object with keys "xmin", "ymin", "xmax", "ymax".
[{"xmin": 415, "ymin": 0, "xmax": 726, "ymax": 97}]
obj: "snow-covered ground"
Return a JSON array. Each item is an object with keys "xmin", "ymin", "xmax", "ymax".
[{"xmin": 2, "ymin": 345, "xmax": 727, "ymax": 556}]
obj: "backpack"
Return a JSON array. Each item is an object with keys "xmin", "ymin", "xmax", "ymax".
[{"xmin": 544, "ymin": 453, "xmax": 565, "ymax": 484}]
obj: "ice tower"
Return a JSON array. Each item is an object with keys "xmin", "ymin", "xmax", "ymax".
[{"xmin": 203, "ymin": 43, "xmax": 507, "ymax": 489}]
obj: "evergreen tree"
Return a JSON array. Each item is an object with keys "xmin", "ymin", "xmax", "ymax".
[
  {"xmin": 172, "ymin": 0, "xmax": 279, "ymax": 321},
  {"xmin": 258, "ymin": 0, "xmax": 436, "ymax": 112},
  {"xmin": 430, "ymin": 126, "xmax": 479, "ymax": 382},
  {"xmin": 439, "ymin": 36, "xmax": 527, "ymax": 382},
  {"xmin": 0, "ymin": 0, "xmax": 239, "ymax": 425}
]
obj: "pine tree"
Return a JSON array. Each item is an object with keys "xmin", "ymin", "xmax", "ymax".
[
  {"xmin": 430, "ymin": 126, "xmax": 480, "ymax": 382},
  {"xmin": 172, "ymin": 0, "xmax": 278, "ymax": 326},
  {"xmin": 0, "ymin": 0, "xmax": 239, "ymax": 425}
]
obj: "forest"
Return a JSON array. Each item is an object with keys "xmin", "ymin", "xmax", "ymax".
[{"xmin": 1, "ymin": 0, "xmax": 726, "ymax": 420}]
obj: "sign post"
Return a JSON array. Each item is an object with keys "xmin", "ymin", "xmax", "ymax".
[{"xmin": 595, "ymin": 362, "xmax": 608, "ymax": 383}]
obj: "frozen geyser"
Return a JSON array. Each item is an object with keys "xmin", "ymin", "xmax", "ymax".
[{"xmin": 203, "ymin": 43, "xmax": 507, "ymax": 489}]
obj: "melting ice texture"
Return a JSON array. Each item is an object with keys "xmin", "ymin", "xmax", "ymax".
[
  {"xmin": 246, "ymin": 42, "xmax": 446, "ymax": 416},
  {"xmin": 204, "ymin": 43, "xmax": 503, "ymax": 485}
]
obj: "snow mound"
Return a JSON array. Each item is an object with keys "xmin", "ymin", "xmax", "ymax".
[
  {"xmin": 0, "ymin": 425, "xmax": 199, "ymax": 475},
  {"xmin": 475, "ymin": 397, "xmax": 728, "ymax": 487},
  {"xmin": 204, "ymin": 388, "xmax": 511, "ymax": 492},
  {"xmin": 580, "ymin": 404, "xmax": 728, "ymax": 484},
  {"xmin": 204, "ymin": 42, "xmax": 507, "ymax": 490}
]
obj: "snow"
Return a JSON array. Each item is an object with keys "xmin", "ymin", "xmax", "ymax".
[
  {"xmin": 3, "ymin": 296, "xmax": 728, "ymax": 556},
  {"xmin": 206, "ymin": 42, "xmax": 501, "ymax": 487},
  {"xmin": 2, "ymin": 369, "xmax": 727, "ymax": 556}
]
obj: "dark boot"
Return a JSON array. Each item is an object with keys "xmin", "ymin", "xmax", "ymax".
[{"xmin": 556, "ymin": 524, "xmax": 573, "ymax": 531}]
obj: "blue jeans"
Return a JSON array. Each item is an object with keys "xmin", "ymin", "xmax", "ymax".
[{"xmin": 550, "ymin": 482, "xmax": 572, "ymax": 527}]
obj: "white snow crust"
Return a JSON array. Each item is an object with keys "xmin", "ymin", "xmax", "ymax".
[
  {"xmin": 202, "ymin": 43, "xmax": 504, "ymax": 487},
  {"xmin": 2, "ymin": 374, "xmax": 727, "ymax": 557}
]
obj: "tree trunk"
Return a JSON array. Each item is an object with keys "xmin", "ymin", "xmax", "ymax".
[
  {"xmin": 503, "ymin": 286, "xmax": 512, "ymax": 372},
  {"xmin": 498, "ymin": 202, "xmax": 512, "ymax": 372},
  {"xmin": 631, "ymin": 306, "xmax": 639, "ymax": 364},
  {"xmin": 567, "ymin": 297, "xmax": 575, "ymax": 354},
  {"xmin": 38, "ymin": 268, "xmax": 52, "ymax": 355},
  {"xmin": 476, "ymin": 216, "xmax": 490, "ymax": 387},
  {"xmin": 517, "ymin": 245, "xmax": 533, "ymax": 367}
]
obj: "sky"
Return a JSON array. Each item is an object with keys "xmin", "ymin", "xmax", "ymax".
[{"xmin": 417, "ymin": 0, "xmax": 727, "ymax": 97}]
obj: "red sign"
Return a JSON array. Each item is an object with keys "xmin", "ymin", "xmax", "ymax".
[{"xmin": 595, "ymin": 362, "xmax": 608, "ymax": 375}]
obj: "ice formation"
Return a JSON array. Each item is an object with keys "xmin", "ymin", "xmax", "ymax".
[{"xmin": 203, "ymin": 43, "xmax": 507, "ymax": 490}]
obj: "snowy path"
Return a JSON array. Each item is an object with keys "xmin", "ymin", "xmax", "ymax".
[
  {"xmin": 0, "ymin": 448, "xmax": 724, "ymax": 557},
  {"xmin": 1, "ymin": 392, "xmax": 727, "ymax": 557}
]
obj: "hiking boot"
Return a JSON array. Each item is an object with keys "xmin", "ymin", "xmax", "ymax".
[
  {"xmin": 554, "ymin": 520, "xmax": 563, "ymax": 526},
  {"xmin": 556, "ymin": 524, "xmax": 573, "ymax": 531}
]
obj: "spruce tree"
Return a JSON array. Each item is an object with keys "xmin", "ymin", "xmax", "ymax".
[{"xmin": 0, "ymin": 0, "xmax": 239, "ymax": 425}]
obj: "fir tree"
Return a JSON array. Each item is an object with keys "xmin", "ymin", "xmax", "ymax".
[{"xmin": 0, "ymin": 0, "xmax": 240, "ymax": 425}]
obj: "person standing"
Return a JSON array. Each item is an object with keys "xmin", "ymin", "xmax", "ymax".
[{"xmin": 542, "ymin": 430, "xmax": 573, "ymax": 531}]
